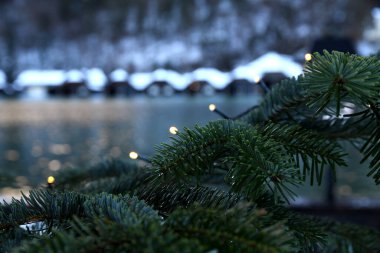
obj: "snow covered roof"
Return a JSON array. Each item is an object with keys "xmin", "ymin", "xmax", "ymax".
[
  {"xmin": 84, "ymin": 68, "xmax": 107, "ymax": 92},
  {"xmin": 9, "ymin": 52, "xmax": 303, "ymax": 93},
  {"xmin": 66, "ymin": 69, "xmax": 84, "ymax": 83},
  {"xmin": 232, "ymin": 52, "xmax": 303, "ymax": 81},
  {"xmin": 232, "ymin": 66, "xmax": 260, "ymax": 83},
  {"xmin": 192, "ymin": 68, "xmax": 232, "ymax": 89},
  {"xmin": 110, "ymin": 69, "xmax": 129, "ymax": 82},
  {"xmin": 0, "ymin": 71, "xmax": 6, "ymax": 88},
  {"xmin": 129, "ymin": 72, "xmax": 154, "ymax": 91},
  {"xmin": 152, "ymin": 69, "xmax": 193, "ymax": 90},
  {"xmin": 15, "ymin": 70, "xmax": 66, "ymax": 87}
]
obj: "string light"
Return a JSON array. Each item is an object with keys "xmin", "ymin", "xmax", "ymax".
[
  {"xmin": 258, "ymin": 79, "xmax": 270, "ymax": 93},
  {"xmin": 129, "ymin": 151, "xmax": 139, "ymax": 160},
  {"xmin": 209, "ymin": 104, "xmax": 216, "ymax": 112},
  {"xmin": 254, "ymin": 76, "xmax": 261, "ymax": 83},
  {"xmin": 47, "ymin": 176, "xmax": 55, "ymax": 184},
  {"xmin": 129, "ymin": 151, "xmax": 151, "ymax": 163},
  {"xmin": 208, "ymin": 104, "xmax": 230, "ymax": 119},
  {"xmin": 169, "ymin": 126, "xmax": 179, "ymax": 135},
  {"xmin": 305, "ymin": 53, "xmax": 312, "ymax": 62}
]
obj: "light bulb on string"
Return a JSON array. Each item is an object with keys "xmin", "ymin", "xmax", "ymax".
[
  {"xmin": 47, "ymin": 176, "xmax": 55, "ymax": 189},
  {"xmin": 208, "ymin": 104, "xmax": 230, "ymax": 119},
  {"xmin": 129, "ymin": 151, "xmax": 151, "ymax": 163},
  {"xmin": 209, "ymin": 104, "xmax": 216, "ymax": 112},
  {"xmin": 47, "ymin": 176, "xmax": 55, "ymax": 184},
  {"xmin": 129, "ymin": 151, "xmax": 139, "ymax": 160},
  {"xmin": 305, "ymin": 53, "xmax": 312, "ymax": 62},
  {"xmin": 169, "ymin": 126, "xmax": 179, "ymax": 135},
  {"xmin": 257, "ymin": 79, "xmax": 269, "ymax": 94}
]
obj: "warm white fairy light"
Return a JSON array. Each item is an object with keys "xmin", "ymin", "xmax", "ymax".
[
  {"xmin": 169, "ymin": 126, "xmax": 179, "ymax": 135},
  {"xmin": 254, "ymin": 76, "xmax": 261, "ymax": 83},
  {"xmin": 209, "ymin": 104, "xmax": 216, "ymax": 112},
  {"xmin": 129, "ymin": 151, "xmax": 139, "ymax": 160},
  {"xmin": 305, "ymin": 53, "xmax": 312, "ymax": 62},
  {"xmin": 47, "ymin": 176, "xmax": 55, "ymax": 184}
]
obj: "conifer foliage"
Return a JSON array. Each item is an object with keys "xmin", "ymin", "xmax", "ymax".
[{"xmin": 1, "ymin": 51, "xmax": 380, "ymax": 252}]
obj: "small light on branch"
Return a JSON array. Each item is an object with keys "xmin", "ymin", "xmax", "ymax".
[
  {"xmin": 209, "ymin": 104, "xmax": 216, "ymax": 112},
  {"xmin": 47, "ymin": 176, "xmax": 55, "ymax": 184},
  {"xmin": 305, "ymin": 53, "xmax": 312, "ymax": 62},
  {"xmin": 258, "ymin": 79, "xmax": 270, "ymax": 93},
  {"xmin": 169, "ymin": 126, "xmax": 179, "ymax": 135},
  {"xmin": 129, "ymin": 151, "xmax": 151, "ymax": 163},
  {"xmin": 129, "ymin": 151, "xmax": 139, "ymax": 160},
  {"xmin": 208, "ymin": 104, "xmax": 230, "ymax": 119},
  {"xmin": 254, "ymin": 76, "xmax": 261, "ymax": 83}
]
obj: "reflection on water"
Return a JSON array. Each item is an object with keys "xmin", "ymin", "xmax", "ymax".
[
  {"xmin": 0, "ymin": 95, "xmax": 257, "ymax": 187},
  {"xmin": 0, "ymin": 95, "xmax": 379, "ymax": 204}
]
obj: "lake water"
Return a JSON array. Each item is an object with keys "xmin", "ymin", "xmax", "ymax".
[{"xmin": 0, "ymin": 95, "xmax": 378, "ymax": 205}]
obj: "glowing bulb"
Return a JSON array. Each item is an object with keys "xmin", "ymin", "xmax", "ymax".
[
  {"xmin": 305, "ymin": 53, "xmax": 312, "ymax": 62},
  {"xmin": 169, "ymin": 126, "xmax": 179, "ymax": 135},
  {"xmin": 47, "ymin": 176, "xmax": 55, "ymax": 184},
  {"xmin": 209, "ymin": 104, "xmax": 216, "ymax": 111},
  {"xmin": 254, "ymin": 76, "xmax": 261, "ymax": 83},
  {"xmin": 129, "ymin": 151, "xmax": 139, "ymax": 160}
]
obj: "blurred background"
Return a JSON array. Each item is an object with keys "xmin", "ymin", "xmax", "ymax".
[
  {"xmin": 0, "ymin": 0, "xmax": 379, "ymax": 222},
  {"xmin": 0, "ymin": 0, "xmax": 379, "ymax": 74}
]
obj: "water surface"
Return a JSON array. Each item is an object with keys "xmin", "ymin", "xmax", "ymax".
[{"xmin": 0, "ymin": 95, "xmax": 378, "ymax": 205}]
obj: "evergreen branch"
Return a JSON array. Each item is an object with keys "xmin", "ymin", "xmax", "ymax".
[
  {"xmin": 83, "ymin": 193, "xmax": 160, "ymax": 226},
  {"xmin": 150, "ymin": 120, "xmax": 241, "ymax": 181},
  {"xmin": 260, "ymin": 122, "xmax": 347, "ymax": 185},
  {"xmin": 0, "ymin": 190, "xmax": 86, "ymax": 231},
  {"xmin": 3, "ymin": 51, "xmax": 380, "ymax": 252},
  {"xmin": 57, "ymin": 167, "xmax": 151, "ymax": 195},
  {"xmin": 362, "ymin": 123, "xmax": 380, "ymax": 184},
  {"xmin": 326, "ymin": 222, "xmax": 380, "ymax": 253},
  {"xmin": 134, "ymin": 182, "xmax": 245, "ymax": 216},
  {"xmin": 14, "ymin": 217, "xmax": 207, "ymax": 253},
  {"xmin": 266, "ymin": 206, "xmax": 380, "ymax": 252},
  {"xmin": 0, "ymin": 190, "xmax": 157, "ymax": 232},
  {"xmin": 54, "ymin": 159, "xmax": 144, "ymax": 190},
  {"xmin": 0, "ymin": 227, "xmax": 30, "ymax": 252},
  {"xmin": 165, "ymin": 206, "xmax": 295, "ymax": 253},
  {"xmin": 151, "ymin": 121, "xmax": 303, "ymax": 203},
  {"xmin": 326, "ymin": 102, "xmax": 380, "ymax": 184},
  {"xmin": 227, "ymin": 128, "xmax": 300, "ymax": 202},
  {"xmin": 298, "ymin": 113, "xmax": 374, "ymax": 139},
  {"xmin": 236, "ymin": 76, "xmax": 310, "ymax": 124},
  {"xmin": 303, "ymin": 50, "xmax": 380, "ymax": 117},
  {"xmin": 265, "ymin": 206, "xmax": 327, "ymax": 252}
]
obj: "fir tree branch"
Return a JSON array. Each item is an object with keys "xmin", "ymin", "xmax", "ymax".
[
  {"xmin": 54, "ymin": 159, "xmax": 144, "ymax": 190},
  {"xmin": 303, "ymin": 51, "xmax": 380, "ymax": 117},
  {"xmin": 165, "ymin": 206, "xmax": 295, "ymax": 253},
  {"xmin": 236, "ymin": 76, "xmax": 310, "ymax": 125},
  {"xmin": 260, "ymin": 122, "xmax": 347, "ymax": 185}
]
